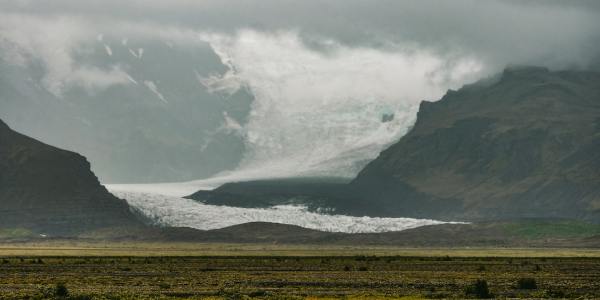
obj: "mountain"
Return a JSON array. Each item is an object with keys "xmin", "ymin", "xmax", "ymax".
[
  {"xmin": 352, "ymin": 66, "xmax": 600, "ymax": 220},
  {"xmin": 189, "ymin": 177, "xmax": 353, "ymax": 211},
  {"xmin": 0, "ymin": 38, "xmax": 252, "ymax": 183},
  {"xmin": 191, "ymin": 67, "xmax": 600, "ymax": 222},
  {"xmin": 1, "ymin": 117, "xmax": 598, "ymax": 246},
  {"xmin": 0, "ymin": 119, "xmax": 143, "ymax": 234}
]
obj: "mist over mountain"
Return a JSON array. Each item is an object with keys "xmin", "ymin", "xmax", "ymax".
[
  {"xmin": 352, "ymin": 67, "xmax": 600, "ymax": 220},
  {"xmin": 2, "ymin": 1, "xmax": 600, "ymax": 185},
  {"xmin": 192, "ymin": 67, "xmax": 600, "ymax": 222},
  {"xmin": 1, "ymin": 1, "xmax": 600, "ymax": 239},
  {"xmin": 0, "ymin": 39, "xmax": 252, "ymax": 183},
  {"xmin": 4, "ymin": 7, "xmax": 600, "ymax": 300}
]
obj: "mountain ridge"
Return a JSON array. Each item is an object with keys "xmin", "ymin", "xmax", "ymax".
[
  {"xmin": 190, "ymin": 67, "xmax": 600, "ymax": 222},
  {"xmin": 352, "ymin": 66, "xmax": 600, "ymax": 220},
  {"xmin": 0, "ymin": 118, "xmax": 143, "ymax": 234}
]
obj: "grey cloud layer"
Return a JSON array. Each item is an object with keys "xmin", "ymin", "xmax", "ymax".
[
  {"xmin": 2, "ymin": 0, "xmax": 600, "ymax": 70},
  {"xmin": 1, "ymin": 0, "xmax": 599, "ymax": 183}
]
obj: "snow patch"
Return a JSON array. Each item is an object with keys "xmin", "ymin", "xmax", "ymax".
[
  {"xmin": 196, "ymin": 69, "xmax": 242, "ymax": 95},
  {"xmin": 222, "ymin": 111, "xmax": 243, "ymax": 133},
  {"xmin": 143, "ymin": 80, "xmax": 168, "ymax": 103},
  {"xmin": 104, "ymin": 44, "xmax": 112, "ymax": 56},
  {"xmin": 128, "ymin": 48, "xmax": 138, "ymax": 58},
  {"xmin": 126, "ymin": 74, "xmax": 138, "ymax": 85},
  {"xmin": 128, "ymin": 47, "xmax": 144, "ymax": 59}
]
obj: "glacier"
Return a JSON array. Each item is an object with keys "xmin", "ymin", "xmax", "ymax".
[{"xmin": 111, "ymin": 190, "xmax": 461, "ymax": 233}]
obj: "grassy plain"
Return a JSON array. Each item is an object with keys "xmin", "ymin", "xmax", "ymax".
[
  {"xmin": 1, "ymin": 243, "xmax": 599, "ymax": 299},
  {"xmin": 1, "ymin": 242, "xmax": 600, "ymax": 257}
]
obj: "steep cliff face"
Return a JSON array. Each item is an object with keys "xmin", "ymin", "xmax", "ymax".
[
  {"xmin": 353, "ymin": 67, "xmax": 600, "ymax": 221},
  {"xmin": 0, "ymin": 119, "xmax": 142, "ymax": 234}
]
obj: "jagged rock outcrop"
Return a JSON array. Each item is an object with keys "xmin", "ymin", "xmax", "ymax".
[
  {"xmin": 352, "ymin": 66, "xmax": 600, "ymax": 221},
  {"xmin": 0, "ymin": 119, "xmax": 142, "ymax": 234}
]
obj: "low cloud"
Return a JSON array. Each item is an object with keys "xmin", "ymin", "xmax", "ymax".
[
  {"xmin": 2, "ymin": 0, "xmax": 599, "ymax": 70},
  {"xmin": 198, "ymin": 30, "xmax": 484, "ymax": 175},
  {"xmin": 0, "ymin": 0, "xmax": 599, "ymax": 179},
  {"xmin": 1, "ymin": 1, "xmax": 599, "ymax": 96}
]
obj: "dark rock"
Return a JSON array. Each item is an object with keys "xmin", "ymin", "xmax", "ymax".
[
  {"xmin": 0, "ymin": 119, "xmax": 143, "ymax": 235},
  {"xmin": 352, "ymin": 67, "xmax": 600, "ymax": 221}
]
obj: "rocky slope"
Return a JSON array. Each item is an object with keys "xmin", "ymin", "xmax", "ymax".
[
  {"xmin": 192, "ymin": 67, "xmax": 600, "ymax": 222},
  {"xmin": 0, "ymin": 119, "xmax": 143, "ymax": 234},
  {"xmin": 352, "ymin": 66, "xmax": 600, "ymax": 221}
]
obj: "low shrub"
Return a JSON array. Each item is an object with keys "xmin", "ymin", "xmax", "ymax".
[
  {"xmin": 248, "ymin": 290, "xmax": 267, "ymax": 297},
  {"xmin": 69, "ymin": 295, "xmax": 92, "ymax": 300},
  {"xmin": 158, "ymin": 282, "xmax": 170, "ymax": 289},
  {"xmin": 517, "ymin": 277, "xmax": 537, "ymax": 289},
  {"xmin": 545, "ymin": 289, "xmax": 566, "ymax": 298},
  {"xmin": 465, "ymin": 279, "xmax": 492, "ymax": 299},
  {"xmin": 54, "ymin": 283, "xmax": 69, "ymax": 297}
]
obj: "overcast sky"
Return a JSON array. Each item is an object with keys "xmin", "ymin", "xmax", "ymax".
[
  {"xmin": 2, "ymin": 0, "xmax": 600, "ymax": 71},
  {"xmin": 1, "ymin": 0, "xmax": 600, "ymax": 182}
]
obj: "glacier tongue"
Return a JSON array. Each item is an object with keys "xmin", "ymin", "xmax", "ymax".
[{"xmin": 112, "ymin": 190, "xmax": 459, "ymax": 233}]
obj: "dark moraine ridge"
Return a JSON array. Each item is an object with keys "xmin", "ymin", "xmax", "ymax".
[
  {"xmin": 0, "ymin": 119, "xmax": 143, "ymax": 235},
  {"xmin": 190, "ymin": 67, "xmax": 600, "ymax": 222}
]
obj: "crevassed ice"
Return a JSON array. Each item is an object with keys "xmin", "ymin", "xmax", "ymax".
[{"xmin": 113, "ymin": 190, "xmax": 459, "ymax": 233}]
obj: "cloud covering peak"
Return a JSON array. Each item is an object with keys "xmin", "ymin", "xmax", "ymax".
[
  {"xmin": 2, "ymin": 0, "xmax": 599, "ymax": 71},
  {"xmin": 1, "ymin": 0, "xmax": 599, "ymax": 183}
]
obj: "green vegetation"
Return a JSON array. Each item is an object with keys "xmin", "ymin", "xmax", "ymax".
[
  {"xmin": 0, "ymin": 254, "xmax": 598, "ymax": 299},
  {"xmin": 1, "ymin": 241, "xmax": 600, "ymax": 257},
  {"xmin": 0, "ymin": 227, "xmax": 35, "ymax": 239},
  {"xmin": 516, "ymin": 278, "xmax": 537, "ymax": 290},
  {"xmin": 503, "ymin": 220, "xmax": 600, "ymax": 239},
  {"xmin": 54, "ymin": 283, "xmax": 69, "ymax": 297},
  {"xmin": 0, "ymin": 239, "xmax": 600, "ymax": 256},
  {"xmin": 465, "ymin": 279, "xmax": 492, "ymax": 299}
]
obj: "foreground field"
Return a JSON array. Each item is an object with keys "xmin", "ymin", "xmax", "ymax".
[
  {"xmin": 2, "ymin": 241, "xmax": 600, "ymax": 257},
  {"xmin": 0, "ymin": 245, "xmax": 599, "ymax": 299}
]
